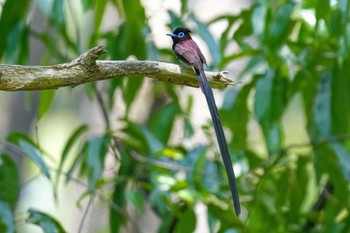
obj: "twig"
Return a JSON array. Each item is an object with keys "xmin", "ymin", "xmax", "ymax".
[
  {"xmin": 303, "ymin": 181, "xmax": 333, "ymax": 232},
  {"xmin": 0, "ymin": 45, "xmax": 238, "ymax": 91},
  {"xmin": 92, "ymin": 84, "xmax": 122, "ymax": 159},
  {"xmin": 274, "ymin": 134, "xmax": 350, "ymax": 155},
  {"xmin": 248, "ymin": 134, "xmax": 350, "ymax": 221},
  {"xmin": 265, "ymin": 134, "xmax": 350, "ymax": 176},
  {"xmin": 130, "ymin": 151, "xmax": 192, "ymax": 172},
  {"xmin": 78, "ymin": 195, "xmax": 94, "ymax": 233},
  {"xmin": 0, "ymin": 141, "xmax": 142, "ymax": 233},
  {"xmin": 50, "ymin": 167, "xmax": 143, "ymax": 233}
]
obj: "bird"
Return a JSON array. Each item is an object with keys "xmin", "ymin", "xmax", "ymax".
[{"xmin": 167, "ymin": 27, "xmax": 241, "ymax": 216}]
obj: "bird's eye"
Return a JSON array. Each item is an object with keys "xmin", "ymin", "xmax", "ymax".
[{"xmin": 178, "ymin": 32, "xmax": 185, "ymax": 37}]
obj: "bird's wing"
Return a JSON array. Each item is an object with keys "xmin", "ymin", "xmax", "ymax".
[{"xmin": 174, "ymin": 40, "xmax": 204, "ymax": 70}]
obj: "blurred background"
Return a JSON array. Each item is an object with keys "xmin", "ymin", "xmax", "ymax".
[{"xmin": 0, "ymin": 0, "xmax": 350, "ymax": 232}]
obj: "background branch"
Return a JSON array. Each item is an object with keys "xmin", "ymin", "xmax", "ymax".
[{"xmin": 0, "ymin": 45, "xmax": 238, "ymax": 91}]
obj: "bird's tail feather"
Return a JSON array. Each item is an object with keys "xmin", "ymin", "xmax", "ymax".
[{"xmin": 195, "ymin": 68, "xmax": 241, "ymax": 216}]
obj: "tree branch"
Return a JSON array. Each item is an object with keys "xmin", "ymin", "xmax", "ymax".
[{"xmin": 0, "ymin": 45, "xmax": 239, "ymax": 91}]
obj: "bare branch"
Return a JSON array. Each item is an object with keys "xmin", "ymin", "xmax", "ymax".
[{"xmin": 0, "ymin": 45, "xmax": 239, "ymax": 91}]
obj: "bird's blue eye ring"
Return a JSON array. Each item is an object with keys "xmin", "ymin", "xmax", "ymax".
[{"xmin": 178, "ymin": 32, "xmax": 185, "ymax": 37}]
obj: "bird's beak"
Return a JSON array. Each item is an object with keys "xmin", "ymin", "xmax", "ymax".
[{"xmin": 166, "ymin": 33, "xmax": 177, "ymax": 37}]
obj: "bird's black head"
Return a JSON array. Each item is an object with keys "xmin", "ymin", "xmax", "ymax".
[{"xmin": 167, "ymin": 27, "xmax": 192, "ymax": 43}]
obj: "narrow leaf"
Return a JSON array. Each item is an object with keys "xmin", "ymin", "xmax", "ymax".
[
  {"xmin": 0, "ymin": 154, "xmax": 19, "ymax": 210},
  {"xmin": 19, "ymin": 140, "xmax": 51, "ymax": 179},
  {"xmin": 0, "ymin": 0, "xmax": 30, "ymax": 57},
  {"xmin": 56, "ymin": 125, "xmax": 88, "ymax": 185},
  {"xmin": 268, "ymin": 2, "xmax": 295, "ymax": 49},
  {"xmin": 27, "ymin": 208, "xmax": 67, "ymax": 233},
  {"xmin": 60, "ymin": 125, "xmax": 88, "ymax": 172},
  {"xmin": 7, "ymin": 134, "xmax": 50, "ymax": 179},
  {"xmin": 174, "ymin": 208, "xmax": 196, "ymax": 233},
  {"xmin": 86, "ymin": 135, "xmax": 111, "ymax": 190},
  {"xmin": 38, "ymin": 90, "xmax": 55, "ymax": 119},
  {"xmin": 0, "ymin": 202, "xmax": 15, "ymax": 233},
  {"xmin": 149, "ymin": 103, "xmax": 179, "ymax": 144}
]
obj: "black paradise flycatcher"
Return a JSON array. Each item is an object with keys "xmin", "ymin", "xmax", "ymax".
[{"xmin": 167, "ymin": 27, "xmax": 241, "ymax": 216}]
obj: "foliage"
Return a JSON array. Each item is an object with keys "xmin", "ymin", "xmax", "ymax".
[{"xmin": 1, "ymin": 0, "xmax": 350, "ymax": 232}]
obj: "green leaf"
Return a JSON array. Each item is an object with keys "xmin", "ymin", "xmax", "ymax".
[
  {"xmin": 337, "ymin": 0, "xmax": 349, "ymax": 23},
  {"xmin": 0, "ymin": 0, "xmax": 30, "ymax": 58},
  {"xmin": 191, "ymin": 14, "xmax": 221, "ymax": 67},
  {"xmin": 244, "ymin": 149, "xmax": 264, "ymax": 170},
  {"xmin": 7, "ymin": 132, "xmax": 36, "ymax": 146},
  {"xmin": 52, "ymin": 0, "xmax": 65, "ymax": 28},
  {"xmin": 107, "ymin": 0, "xmax": 146, "ymax": 60},
  {"xmin": 221, "ymin": 76, "xmax": 258, "ymax": 150},
  {"xmin": 106, "ymin": 1, "xmax": 147, "ymax": 108},
  {"xmin": 0, "ymin": 154, "xmax": 19, "ymax": 210},
  {"xmin": 331, "ymin": 61, "xmax": 350, "ymax": 135},
  {"xmin": 208, "ymin": 15, "xmax": 239, "ymax": 55},
  {"xmin": 254, "ymin": 70, "xmax": 289, "ymax": 153},
  {"xmin": 121, "ymin": 121, "xmax": 164, "ymax": 155},
  {"xmin": 110, "ymin": 184, "xmax": 127, "ymax": 233},
  {"xmin": 60, "ymin": 125, "xmax": 88, "ymax": 171},
  {"xmin": 219, "ymin": 49, "xmax": 260, "ymax": 68},
  {"xmin": 156, "ymin": 147, "xmax": 184, "ymax": 160},
  {"xmin": 90, "ymin": 0, "xmax": 108, "ymax": 45},
  {"xmin": 313, "ymin": 75, "xmax": 331, "ymax": 137},
  {"xmin": 38, "ymin": 33, "xmax": 67, "ymax": 63},
  {"xmin": 65, "ymin": 144, "xmax": 86, "ymax": 184},
  {"xmin": 122, "ymin": 77, "xmax": 143, "ymax": 113},
  {"xmin": 252, "ymin": 3, "xmax": 268, "ymax": 41},
  {"xmin": 288, "ymin": 155, "xmax": 310, "ymax": 221},
  {"xmin": 207, "ymin": 203, "xmax": 240, "ymax": 230},
  {"xmin": 254, "ymin": 72, "xmax": 273, "ymax": 122},
  {"xmin": 174, "ymin": 208, "xmax": 196, "ymax": 233},
  {"xmin": 109, "ymin": 150, "xmax": 131, "ymax": 233},
  {"xmin": 168, "ymin": 10, "xmax": 183, "ymax": 29},
  {"xmin": 139, "ymin": 126, "xmax": 164, "ymax": 154},
  {"xmin": 0, "ymin": 202, "xmax": 15, "ymax": 233},
  {"xmin": 180, "ymin": 0, "xmax": 188, "ymax": 16},
  {"xmin": 7, "ymin": 133, "xmax": 50, "ymax": 179},
  {"xmin": 20, "ymin": 140, "xmax": 51, "ymax": 179},
  {"xmin": 268, "ymin": 2, "xmax": 295, "ymax": 49},
  {"xmin": 126, "ymin": 191, "xmax": 144, "ymax": 215},
  {"xmin": 122, "ymin": 0, "xmax": 145, "ymax": 21},
  {"xmin": 81, "ymin": 0, "xmax": 91, "ymax": 10},
  {"xmin": 37, "ymin": 0, "xmax": 76, "ymax": 53},
  {"xmin": 331, "ymin": 143, "xmax": 350, "ymax": 182},
  {"xmin": 36, "ymin": 0, "xmax": 54, "ymax": 18},
  {"xmin": 149, "ymin": 102, "xmax": 179, "ymax": 144},
  {"xmin": 233, "ymin": 9, "xmax": 253, "ymax": 47},
  {"xmin": 57, "ymin": 125, "xmax": 88, "ymax": 184},
  {"xmin": 316, "ymin": 0, "xmax": 330, "ymax": 21},
  {"xmin": 107, "ymin": 22, "xmax": 146, "ymax": 60},
  {"xmin": 0, "ymin": 155, "xmax": 18, "ymax": 233},
  {"xmin": 38, "ymin": 90, "xmax": 55, "ymax": 119},
  {"xmin": 292, "ymin": 70, "xmax": 319, "ymax": 132},
  {"xmin": 184, "ymin": 117, "xmax": 194, "ymax": 138},
  {"xmin": 314, "ymin": 145, "xmax": 348, "ymax": 205},
  {"xmin": 192, "ymin": 148, "xmax": 207, "ymax": 191},
  {"xmin": 6, "ymin": 22, "xmax": 29, "ymax": 64},
  {"xmin": 27, "ymin": 208, "xmax": 67, "ymax": 233},
  {"xmin": 86, "ymin": 135, "xmax": 111, "ymax": 190}
]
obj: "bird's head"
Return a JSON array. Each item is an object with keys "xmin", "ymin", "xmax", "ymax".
[{"xmin": 167, "ymin": 27, "xmax": 192, "ymax": 43}]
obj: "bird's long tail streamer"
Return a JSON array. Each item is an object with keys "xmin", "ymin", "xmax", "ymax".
[{"xmin": 195, "ymin": 68, "xmax": 241, "ymax": 216}]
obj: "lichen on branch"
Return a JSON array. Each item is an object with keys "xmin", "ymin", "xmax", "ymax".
[{"xmin": 0, "ymin": 45, "xmax": 238, "ymax": 91}]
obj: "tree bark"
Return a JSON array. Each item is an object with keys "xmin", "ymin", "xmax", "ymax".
[{"xmin": 0, "ymin": 45, "xmax": 238, "ymax": 92}]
